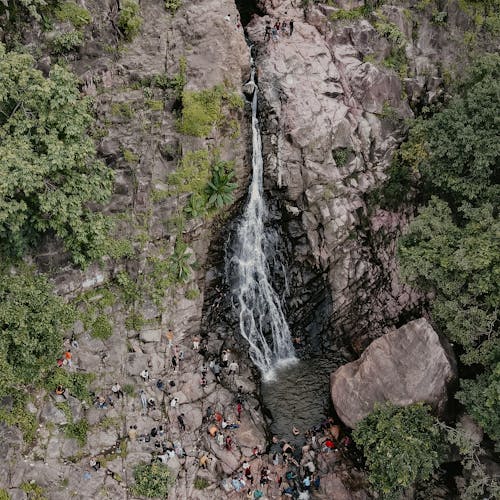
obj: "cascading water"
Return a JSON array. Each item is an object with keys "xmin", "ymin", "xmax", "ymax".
[{"xmin": 227, "ymin": 65, "xmax": 296, "ymax": 380}]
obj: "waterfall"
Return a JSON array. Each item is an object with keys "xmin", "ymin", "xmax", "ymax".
[{"xmin": 228, "ymin": 66, "xmax": 296, "ymax": 380}]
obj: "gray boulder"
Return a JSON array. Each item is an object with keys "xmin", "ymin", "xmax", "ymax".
[{"xmin": 330, "ymin": 318, "xmax": 456, "ymax": 428}]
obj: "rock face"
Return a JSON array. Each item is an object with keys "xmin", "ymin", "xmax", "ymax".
[{"xmin": 330, "ymin": 318, "xmax": 457, "ymax": 428}]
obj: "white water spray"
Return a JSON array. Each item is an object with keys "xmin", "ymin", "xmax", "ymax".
[{"xmin": 229, "ymin": 67, "xmax": 296, "ymax": 380}]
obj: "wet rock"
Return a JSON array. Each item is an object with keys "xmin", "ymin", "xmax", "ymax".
[{"xmin": 330, "ymin": 318, "xmax": 457, "ymax": 428}]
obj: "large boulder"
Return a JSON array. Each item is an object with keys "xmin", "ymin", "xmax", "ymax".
[{"xmin": 330, "ymin": 318, "xmax": 456, "ymax": 428}]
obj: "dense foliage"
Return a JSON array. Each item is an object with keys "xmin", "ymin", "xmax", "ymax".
[
  {"xmin": 353, "ymin": 403, "xmax": 443, "ymax": 497},
  {"xmin": 397, "ymin": 55, "xmax": 499, "ymax": 442},
  {"xmin": 456, "ymin": 362, "xmax": 500, "ymax": 442},
  {"xmin": 132, "ymin": 463, "xmax": 175, "ymax": 497},
  {"xmin": 117, "ymin": 0, "xmax": 142, "ymax": 41},
  {"xmin": 0, "ymin": 44, "xmax": 113, "ymax": 265},
  {"xmin": 0, "ymin": 267, "xmax": 74, "ymax": 395}
]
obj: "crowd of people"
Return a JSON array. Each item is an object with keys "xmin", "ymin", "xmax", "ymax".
[{"xmin": 264, "ymin": 14, "xmax": 294, "ymax": 43}]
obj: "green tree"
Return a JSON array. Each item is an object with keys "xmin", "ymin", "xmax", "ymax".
[
  {"xmin": 0, "ymin": 266, "xmax": 74, "ymax": 395},
  {"xmin": 132, "ymin": 463, "xmax": 175, "ymax": 498},
  {"xmin": 353, "ymin": 403, "xmax": 443, "ymax": 497},
  {"xmin": 418, "ymin": 54, "xmax": 499, "ymax": 206},
  {"xmin": 456, "ymin": 363, "xmax": 500, "ymax": 443},
  {"xmin": 117, "ymin": 0, "xmax": 142, "ymax": 41},
  {"xmin": 0, "ymin": 44, "xmax": 113, "ymax": 265},
  {"xmin": 399, "ymin": 199, "xmax": 499, "ymax": 366}
]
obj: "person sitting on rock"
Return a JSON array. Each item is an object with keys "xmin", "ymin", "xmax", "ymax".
[
  {"xmin": 199, "ymin": 454, "xmax": 209, "ymax": 469},
  {"xmin": 89, "ymin": 458, "xmax": 100, "ymax": 471},
  {"xmin": 192, "ymin": 336, "xmax": 200, "ymax": 350},
  {"xmin": 140, "ymin": 369, "xmax": 149, "ymax": 381},
  {"xmin": 55, "ymin": 385, "xmax": 65, "ymax": 396}
]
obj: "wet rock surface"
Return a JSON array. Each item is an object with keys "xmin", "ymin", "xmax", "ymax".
[{"xmin": 330, "ymin": 318, "xmax": 457, "ymax": 428}]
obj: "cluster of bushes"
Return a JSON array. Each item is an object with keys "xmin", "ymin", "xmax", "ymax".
[{"xmin": 360, "ymin": 54, "xmax": 499, "ymax": 498}]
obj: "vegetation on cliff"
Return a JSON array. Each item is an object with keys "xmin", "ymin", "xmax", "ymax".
[
  {"xmin": 0, "ymin": 44, "xmax": 114, "ymax": 266},
  {"xmin": 353, "ymin": 403, "xmax": 443, "ymax": 497}
]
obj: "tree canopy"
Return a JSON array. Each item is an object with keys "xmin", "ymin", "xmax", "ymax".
[
  {"xmin": 0, "ymin": 43, "xmax": 113, "ymax": 265},
  {"xmin": 0, "ymin": 266, "xmax": 74, "ymax": 395},
  {"xmin": 398, "ymin": 54, "xmax": 499, "ymax": 444},
  {"xmin": 353, "ymin": 402, "xmax": 443, "ymax": 497}
]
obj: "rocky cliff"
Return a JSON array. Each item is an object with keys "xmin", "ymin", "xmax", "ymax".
[{"xmin": 0, "ymin": 0, "xmax": 497, "ymax": 498}]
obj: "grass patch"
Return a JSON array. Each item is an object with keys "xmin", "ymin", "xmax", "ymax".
[
  {"xmin": 194, "ymin": 477, "xmax": 210, "ymax": 489},
  {"xmin": 146, "ymin": 99, "xmax": 164, "ymax": 111},
  {"xmin": 111, "ymin": 102, "xmax": 134, "ymax": 119},
  {"xmin": 122, "ymin": 149, "xmax": 139, "ymax": 164},
  {"xmin": 90, "ymin": 314, "xmax": 113, "ymax": 340},
  {"xmin": 65, "ymin": 418, "xmax": 89, "ymax": 445},
  {"xmin": 21, "ymin": 482, "xmax": 46, "ymax": 500},
  {"xmin": 55, "ymin": 2, "xmax": 92, "ymax": 28},
  {"xmin": 0, "ymin": 394, "xmax": 37, "ymax": 443},
  {"xmin": 177, "ymin": 84, "xmax": 244, "ymax": 137}
]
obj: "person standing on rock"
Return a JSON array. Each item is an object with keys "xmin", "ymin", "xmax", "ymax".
[
  {"xmin": 128, "ymin": 425, "xmax": 137, "ymax": 440},
  {"xmin": 64, "ymin": 349, "xmax": 73, "ymax": 367},
  {"xmin": 140, "ymin": 369, "xmax": 149, "ymax": 381},
  {"xmin": 216, "ymin": 431, "xmax": 224, "ymax": 447},
  {"xmin": 171, "ymin": 355, "xmax": 177, "ymax": 371},
  {"xmin": 192, "ymin": 336, "xmax": 200, "ymax": 350},
  {"xmin": 177, "ymin": 413, "xmax": 186, "ymax": 431},
  {"xmin": 139, "ymin": 390, "xmax": 147, "ymax": 411},
  {"xmin": 199, "ymin": 454, "xmax": 209, "ymax": 469},
  {"xmin": 111, "ymin": 382, "xmax": 124, "ymax": 399},
  {"xmin": 170, "ymin": 397, "xmax": 178, "ymax": 409},
  {"xmin": 225, "ymin": 435, "xmax": 233, "ymax": 451},
  {"xmin": 289, "ymin": 19, "xmax": 294, "ymax": 36},
  {"xmin": 166, "ymin": 328, "xmax": 174, "ymax": 348},
  {"xmin": 264, "ymin": 23, "xmax": 272, "ymax": 42},
  {"xmin": 271, "ymin": 26, "xmax": 279, "ymax": 43},
  {"xmin": 237, "ymin": 402, "xmax": 243, "ymax": 421},
  {"xmin": 228, "ymin": 360, "xmax": 239, "ymax": 376}
]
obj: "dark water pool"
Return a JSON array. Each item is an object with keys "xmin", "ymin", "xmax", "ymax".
[{"xmin": 260, "ymin": 352, "xmax": 345, "ymax": 449}]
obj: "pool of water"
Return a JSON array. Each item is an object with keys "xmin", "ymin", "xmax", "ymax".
[{"xmin": 260, "ymin": 351, "xmax": 345, "ymax": 450}]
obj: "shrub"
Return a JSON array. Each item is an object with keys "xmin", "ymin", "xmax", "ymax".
[
  {"xmin": 206, "ymin": 163, "xmax": 237, "ymax": 209},
  {"xmin": 55, "ymin": 2, "xmax": 92, "ymax": 28},
  {"xmin": 146, "ymin": 99, "xmax": 164, "ymax": 111},
  {"xmin": 122, "ymin": 149, "xmax": 139, "ymax": 164},
  {"xmin": 90, "ymin": 314, "xmax": 113, "ymax": 340},
  {"xmin": 125, "ymin": 311, "xmax": 146, "ymax": 331},
  {"xmin": 0, "ymin": 394, "xmax": 37, "ymax": 443},
  {"xmin": 123, "ymin": 383, "xmax": 135, "ymax": 396},
  {"xmin": 177, "ymin": 84, "xmax": 243, "ymax": 137},
  {"xmin": 20, "ymin": 482, "xmax": 46, "ymax": 500},
  {"xmin": 169, "ymin": 149, "xmax": 212, "ymax": 195},
  {"xmin": 132, "ymin": 463, "xmax": 175, "ymax": 497},
  {"xmin": 456, "ymin": 362, "xmax": 500, "ymax": 443},
  {"xmin": 332, "ymin": 148, "xmax": 352, "ymax": 167},
  {"xmin": 111, "ymin": 102, "xmax": 134, "ymax": 118},
  {"xmin": 194, "ymin": 477, "xmax": 210, "ymax": 489},
  {"xmin": 0, "ymin": 267, "xmax": 74, "ymax": 395},
  {"xmin": 43, "ymin": 370, "xmax": 94, "ymax": 403},
  {"xmin": 65, "ymin": 418, "xmax": 89, "ymax": 445},
  {"xmin": 0, "ymin": 44, "xmax": 114, "ymax": 265},
  {"xmin": 330, "ymin": 5, "xmax": 373, "ymax": 22},
  {"xmin": 185, "ymin": 287, "xmax": 200, "ymax": 300},
  {"xmin": 353, "ymin": 402, "xmax": 443, "ymax": 497},
  {"xmin": 118, "ymin": 0, "xmax": 143, "ymax": 41},
  {"xmin": 165, "ymin": 0, "xmax": 182, "ymax": 13},
  {"xmin": 52, "ymin": 30, "xmax": 84, "ymax": 55}
]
